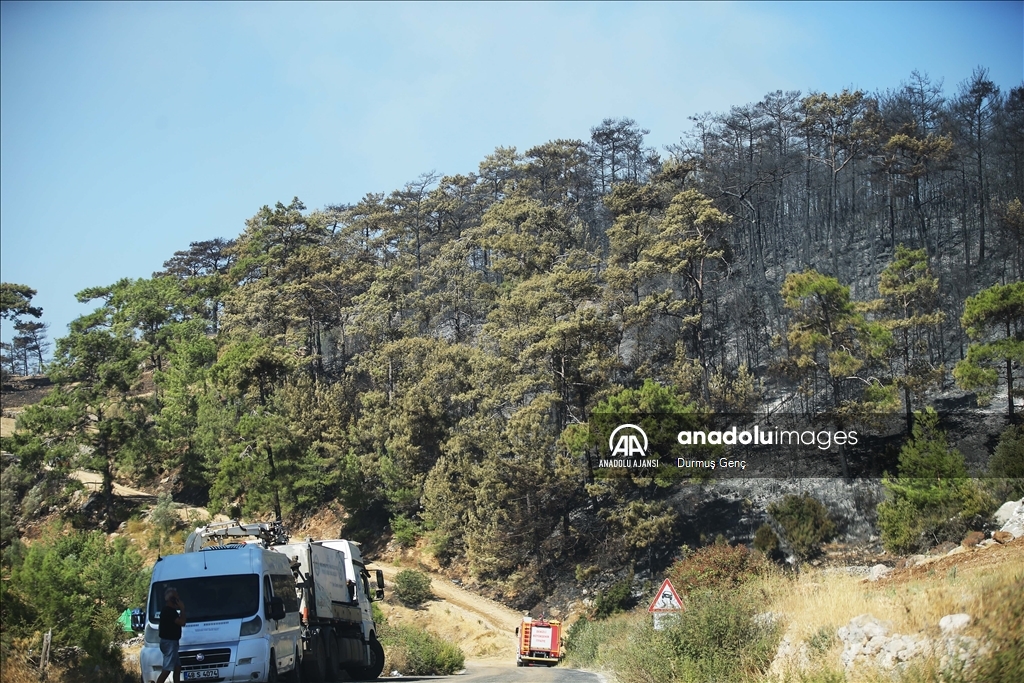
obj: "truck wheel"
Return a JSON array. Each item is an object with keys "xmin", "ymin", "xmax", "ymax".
[
  {"xmin": 267, "ymin": 652, "xmax": 279, "ymax": 683},
  {"xmin": 285, "ymin": 648, "xmax": 302, "ymax": 683},
  {"xmin": 325, "ymin": 633, "xmax": 341, "ymax": 681},
  {"xmin": 350, "ymin": 634, "xmax": 385, "ymax": 680},
  {"xmin": 302, "ymin": 639, "xmax": 326, "ymax": 682}
]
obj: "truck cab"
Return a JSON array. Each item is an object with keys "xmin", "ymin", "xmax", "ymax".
[{"xmin": 139, "ymin": 544, "xmax": 301, "ymax": 683}]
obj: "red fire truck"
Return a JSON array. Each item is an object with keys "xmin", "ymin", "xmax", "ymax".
[{"xmin": 515, "ymin": 616, "xmax": 563, "ymax": 667}]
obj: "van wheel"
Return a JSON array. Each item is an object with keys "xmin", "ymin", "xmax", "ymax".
[{"xmin": 267, "ymin": 653, "xmax": 279, "ymax": 683}]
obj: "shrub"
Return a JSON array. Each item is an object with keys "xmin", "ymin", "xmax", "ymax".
[
  {"xmin": 1, "ymin": 522, "xmax": 149, "ymax": 678},
  {"xmin": 594, "ymin": 571, "xmax": 633, "ymax": 619},
  {"xmin": 378, "ymin": 624, "xmax": 464, "ymax": 675},
  {"xmin": 567, "ymin": 590, "xmax": 780, "ymax": 683},
  {"xmin": 391, "ymin": 514, "xmax": 421, "ymax": 548},
  {"xmin": 393, "ymin": 569, "xmax": 433, "ymax": 607},
  {"xmin": 768, "ymin": 493, "xmax": 836, "ymax": 559},
  {"xmin": 878, "ymin": 409, "xmax": 993, "ymax": 553},
  {"xmin": 754, "ymin": 524, "xmax": 779, "ymax": 554},
  {"xmin": 989, "ymin": 425, "xmax": 1024, "ymax": 498},
  {"xmin": 668, "ymin": 542, "xmax": 767, "ymax": 594}
]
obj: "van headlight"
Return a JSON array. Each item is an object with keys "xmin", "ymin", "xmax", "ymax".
[
  {"xmin": 239, "ymin": 615, "xmax": 262, "ymax": 636},
  {"xmin": 145, "ymin": 625, "xmax": 160, "ymax": 644}
]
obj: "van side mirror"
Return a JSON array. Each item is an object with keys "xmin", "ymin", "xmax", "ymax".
[
  {"xmin": 269, "ymin": 596, "xmax": 286, "ymax": 621},
  {"xmin": 375, "ymin": 569, "xmax": 385, "ymax": 601},
  {"xmin": 131, "ymin": 607, "xmax": 146, "ymax": 633}
]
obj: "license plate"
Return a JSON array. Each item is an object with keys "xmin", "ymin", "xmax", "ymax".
[{"xmin": 182, "ymin": 671, "xmax": 220, "ymax": 680}]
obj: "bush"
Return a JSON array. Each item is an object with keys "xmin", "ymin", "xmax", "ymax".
[
  {"xmin": 768, "ymin": 494, "xmax": 836, "ymax": 559},
  {"xmin": 668, "ymin": 542, "xmax": 768, "ymax": 594},
  {"xmin": 989, "ymin": 425, "xmax": 1024, "ymax": 498},
  {"xmin": 878, "ymin": 409, "xmax": 993, "ymax": 553},
  {"xmin": 754, "ymin": 524, "xmax": 779, "ymax": 554},
  {"xmin": 378, "ymin": 623, "xmax": 464, "ymax": 675},
  {"xmin": 566, "ymin": 590, "xmax": 780, "ymax": 683},
  {"xmin": 0, "ymin": 522, "xmax": 149, "ymax": 678},
  {"xmin": 390, "ymin": 514, "xmax": 421, "ymax": 548},
  {"xmin": 393, "ymin": 569, "xmax": 433, "ymax": 607},
  {"xmin": 594, "ymin": 573, "xmax": 633, "ymax": 619}
]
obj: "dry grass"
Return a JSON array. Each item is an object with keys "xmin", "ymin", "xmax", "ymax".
[
  {"xmin": 762, "ymin": 539, "xmax": 1024, "ymax": 681},
  {"xmin": 379, "ymin": 597, "xmax": 510, "ymax": 660},
  {"xmin": 1, "ymin": 415, "xmax": 17, "ymax": 437}
]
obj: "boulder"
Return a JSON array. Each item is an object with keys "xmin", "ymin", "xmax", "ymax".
[
  {"xmin": 838, "ymin": 614, "xmax": 890, "ymax": 644},
  {"xmin": 1000, "ymin": 501, "xmax": 1024, "ymax": 539},
  {"xmin": 993, "ymin": 498, "xmax": 1023, "ymax": 526},
  {"xmin": 961, "ymin": 531, "xmax": 985, "ymax": 547},
  {"xmin": 992, "ymin": 530, "xmax": 1013, "ymax": 544},
  {"xmin": 867, "ymin": 564, "xmax": 892, "ymax": 581},
  {"xmin": 939, "ymin": 613, "xmax": 971, "ymax": 634}
]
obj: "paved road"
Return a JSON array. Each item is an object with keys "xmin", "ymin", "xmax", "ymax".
[{"xmin": 350, "ymin": 660, "xmax": 605, "ymax": 682}]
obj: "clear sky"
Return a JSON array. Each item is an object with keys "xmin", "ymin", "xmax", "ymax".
[{"xmin": 2, "ymin": 1, "xmax": 1022, "ymax": 346}]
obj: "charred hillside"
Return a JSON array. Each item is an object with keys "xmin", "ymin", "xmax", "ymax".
[{"xmin": 3, "ymin": 67, "xmax": 1022, "ymax": 609}]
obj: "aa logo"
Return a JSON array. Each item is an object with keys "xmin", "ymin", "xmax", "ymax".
[{"xmin": 609, "ymin": 424, "xmax": 648, "ymax": 458}]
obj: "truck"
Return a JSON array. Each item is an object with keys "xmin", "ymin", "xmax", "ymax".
[
  {"xmin": 514, "ymin": 616, "xmax": 563, "ymax": 667},
  {"xmin": 274, "ymin": 538, "xmax": 385, "ymax": 681},
  {"xmin": 138, "ymin": 520, "xmax": 385, "ymax": 683}
]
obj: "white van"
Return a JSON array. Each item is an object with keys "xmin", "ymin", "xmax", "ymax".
[{"xmin": 139, "ymin": 544, "xmax": 301, "ymax": 683}]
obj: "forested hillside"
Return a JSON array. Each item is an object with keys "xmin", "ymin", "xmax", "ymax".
[{"xmin": 3, "ymin": 67, "xmax": 1022, "ymax": 606}]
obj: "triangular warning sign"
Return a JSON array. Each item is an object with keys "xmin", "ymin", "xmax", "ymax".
[{"xmin": 648, "ymin": 578, "xmax": 684, "ymax": 612}]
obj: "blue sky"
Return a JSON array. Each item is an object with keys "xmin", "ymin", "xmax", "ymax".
[{"xmin": 2, "ymin": 1, "xmax": 1022, "ymax": 346}]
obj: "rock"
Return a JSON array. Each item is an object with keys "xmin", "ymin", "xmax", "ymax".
[
  {"xmin": 768, "ymin": 635, "xmax": 811, "ymax": 677},
  {"xmin": 753, "ymin": 611, "xmax": 779, "ymax": 627},
  {"xmin": 939, "ymin": 613, "xmax": 971, "ymax": 634},
  {"xmin": 993, "ymin": 498, "xmax": 1023, "ymax": 526},
  {"xmin": 839, "ymin": 614, "xmax": 890, "ymax": 645},
  {"xmin": 992, "ymin": 530, "xmax": 1013, "ymax": 544},
  {"xmin": 946, "ymin": 545, "xmax": 969, "ymax": 557},
  {"xmin": 867, "ymin": 564, "xmax": 891, "ymax": 581},
  {"xmin": 961, "ymin": 531, "xmax": 986, "ymax": 547},
  {"xmin": 978, "ymin": 538, "xmax": 999, "ymax": 549},
  {"xmin": 1000, "ymin": 502, "xmax": 1024, "ymax": 539}
]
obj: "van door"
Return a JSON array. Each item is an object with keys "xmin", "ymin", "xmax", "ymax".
[{"xmin": 263, "ymin": 575, "xmax": 285, "ymax": 672}]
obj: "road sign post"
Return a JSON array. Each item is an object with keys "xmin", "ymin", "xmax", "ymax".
[{"xmin": 648, "ymin": 578, "xmax": 684, "ymax": 631}]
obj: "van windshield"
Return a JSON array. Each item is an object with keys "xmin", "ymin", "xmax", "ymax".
[{"xmin": 149, "ymin": 575, "xmax": 260, "ymax": 623}]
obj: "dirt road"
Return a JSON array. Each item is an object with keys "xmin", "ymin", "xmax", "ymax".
[{"xmin": 371, "ymin": 563, "xmax": 604, "ymax": 682}]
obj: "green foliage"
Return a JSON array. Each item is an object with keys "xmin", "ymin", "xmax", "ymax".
[
  {"xmin": 377, "ymin": 623, "xmax": 465, "ymax": 676},
  {"xmin": 754, "ymin": 524, "xmax": 780, "ymax": 554},
  {"xmin": 390, "ymin": 514, "xmax": 421, "ymax": 548},
  {"xmin": 594, "ymin": 571, "xmax": 634, "ymax": 619},
  {"xmin": 878, "ymin": 408, "xmax": 992, "ymax": 553},
  {"xmin": 781, "ymin": 269, "xmax": 893, "ymax": 412},
  {"xmin": 148, "ymin": 492, "xmax": 178, "ymax": 552},
  {"xmin": 989, "ymin": 425, "xmax": 1024, "ymax": 498},
  {"xmin": 0, "ymin": 522, "xmax": 149, "ymax": 672},
  {"xmin": 0, "ymin": 283, "xmax": 43, "ymax": 321},
  {"xmin": 565, "ymin": 590, "xmax": 779, "ymax": 683},
  {"xmin": 393, "ymin": 569, "xmax": 433, "ymax": 607},
  {"xmin": 668, "ymin": 542, "xmax": 768, "ymax": 593},
  {"xmin": 768, "ymin": 494, "xmax": 837, "ymax": 560},
  {"xmin": 954, "ymin": 282, "xmax": 1024, "ymax": 414}
]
